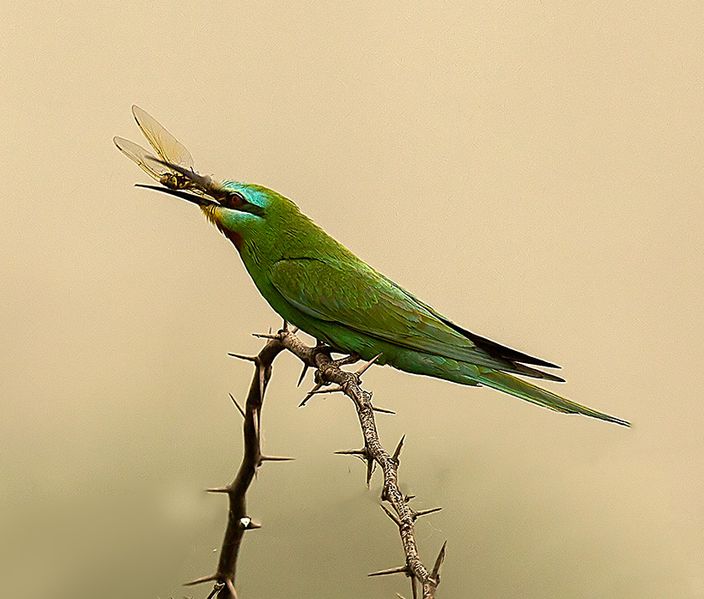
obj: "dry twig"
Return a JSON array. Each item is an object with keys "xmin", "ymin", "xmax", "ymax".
[
  {"xmin": 276, "ymin": 330, "xmax": 446, "ymax": 598},
  {"xmin": 187, "ymin": 326, "xmax": 446, "ymax": 598},
  {"xmin": 185, "ymin": 337, "xmax": 286, "ymax": 598}
]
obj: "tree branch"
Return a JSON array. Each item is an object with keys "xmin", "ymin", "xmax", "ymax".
[
  {"xmin": 185, "ymin": 337, "xmax": 285, "ymax": 598},
  {"xmin": 275, "ymin": 330, "xmax": 446, "ymax": 599},
  {"xmin": 187, "ymin": 326, "xmax": 446, "ymax": 598}
]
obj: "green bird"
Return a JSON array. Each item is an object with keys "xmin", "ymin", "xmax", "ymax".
[{"xmin": 115, "ymin": 106, "xmax": 629, "ymax": 427}]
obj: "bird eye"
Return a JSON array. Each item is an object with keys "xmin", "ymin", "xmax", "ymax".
[{"xmin": 221, "ymin": 192, "xmax": 246, "ymax": 209}]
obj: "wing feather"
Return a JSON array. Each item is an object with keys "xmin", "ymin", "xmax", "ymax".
[{"xmin": 270, "ymin": 258, "xmax": 559, "ymax": 378}]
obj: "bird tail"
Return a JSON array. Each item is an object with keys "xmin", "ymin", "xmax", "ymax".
[{"xmin": 472, "ymin": 368, "xmax": 630, "ymax": 427}]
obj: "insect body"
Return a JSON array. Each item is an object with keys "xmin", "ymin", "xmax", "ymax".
[{"xmin": 114, "ymin": 106, "xmax": 226, "ymax": 200}]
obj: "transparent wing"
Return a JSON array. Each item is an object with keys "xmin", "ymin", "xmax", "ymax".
[
  {"xmin": 116, "ymin": 107, "xmax": 227, "ymax": 197},
  {"xmin": 132, "ymin": 105, "xmax": 194, "ymax": 169},
  {"xmin": 113, "ymin": 136, "xmax": 174, "ymax": 183}
]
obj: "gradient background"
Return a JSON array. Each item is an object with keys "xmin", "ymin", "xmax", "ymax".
[{"xmin": 2, "ymin": 3, "xmax": 702, "ymax": 598}]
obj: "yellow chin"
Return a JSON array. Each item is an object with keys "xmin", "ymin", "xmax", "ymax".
[{"xmin": 201, "ymin": 204, "xmax": 221, "ymax": 227}]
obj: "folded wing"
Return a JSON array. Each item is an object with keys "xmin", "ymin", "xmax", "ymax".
[{"xmin": 270, "ymin": 257, "xmax": 562, "ymax": 380}]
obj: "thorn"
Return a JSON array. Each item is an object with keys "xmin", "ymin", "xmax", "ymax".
[
  {"xmin": 226, "ymin": 577, "xmax": 238, "ymax": 598},
  {"xmin": 380, "ymin": 503, "xmax": 401, "ymax": 526},
  {"xmin": 372, "ymin": 405, "xmax": 396, "ymax": 415},
  {"xmin": 404, "ymin": 494, "xmax": 416, "ymax": 503},
  {"xmin": 367, "ymin": 565, "xmax": 409, "ymax": 577},
  {"xmin": 299, "ymin": 382, "xmax": 323, "ymax": 407},
  {"xmin": 228, "ymin": 393, "xmax": 246, "ymax": 419},
  {"xmin": 290, "ymin": 326, "xmax": 299, "ymax": 334},
  {"xmin": 259, "ymin": 455, "xmax": 295, "ymax": 462},
  {"xmin": 227, "ymin": 352, "xmax": 257, "ymax": 363},
  {"xmin": 252, "ymin": 332, "xmax": 279, "ymax": 340},
  {"xmin": 183, "ymin": 573, "xmax": 219, "ymax": 586},
  {"xmin": 296, "ymin": 363, "xmax": 309, "ymax": 387},
  {"xmin": 356, "ymin": 353, "xmax": 382, "ymax": 377},
  {"xmin": 334, "ymin": 448, "xmax": 368, "ymax": 457},
  {"xmin": 239, "ymin": 516, "xmax": 261, "ymax": 529},
  {"xmin": 430, "ymin": 540, "xmax": 447, "ymax": 582},
  {"xmin": 366, "ymin": 454, "xmax": 376, "ymax": 486},
  {"xmin": 391, "ymin": 435, "xmax": 406, "ymax": 463},
  {"xmin": 282, "ymin": 320, "xmax": 288, "ymax": 331},
  {"xmin": 334, "ymin": 446, "xmax": 374, "ymax": 487},
  {"xmin": 205, "ymin": 487, "xmax": 230, "ymax": 494},
  {"xmin": 413, "ymin": 507, "xmax": 443, "ymax": 520}
]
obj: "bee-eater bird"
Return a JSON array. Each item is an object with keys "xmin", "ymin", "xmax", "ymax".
[{"xmin": 114, "ymin": 106, "xmax": 629, "ymax": 426}]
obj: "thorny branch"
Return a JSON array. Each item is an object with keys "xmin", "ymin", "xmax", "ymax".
[
  {"xmin": 186, "ymin": 325, "xmax": 446, "ymax": 599},
  {"xmin": 184, "ymin": 337, "xmax": 286, "ymax": 599}
]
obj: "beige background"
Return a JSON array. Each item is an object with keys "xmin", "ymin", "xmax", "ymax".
[{"xmin": 2, "ymin": 2, "xmax": 703, "ymax": 598}]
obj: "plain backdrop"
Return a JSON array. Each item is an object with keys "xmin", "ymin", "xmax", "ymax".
[{"xmin": 2, "ymin": 2, "xmax": 703, "ymax": 598}]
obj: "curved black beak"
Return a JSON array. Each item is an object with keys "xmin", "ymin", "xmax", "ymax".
[{"xmin": 135, "ymin": 184, "xmax": 220, "ymax": 207}]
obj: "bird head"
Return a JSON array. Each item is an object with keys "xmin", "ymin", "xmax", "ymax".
[
  {"xmin": 114, "ymin": 106, "xmax": 302, "ymax": 251},
  {"xmin": 134, "ymin": 166, "xmax": 301, "ymax": 250}
]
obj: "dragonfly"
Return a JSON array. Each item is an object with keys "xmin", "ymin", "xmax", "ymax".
[{"xmin": 113, "ymin": 105, "xmax": 223, "ymax": 198}]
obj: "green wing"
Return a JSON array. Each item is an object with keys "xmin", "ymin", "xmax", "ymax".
[{"xmin": 269, "ymin": 257, "xmax": 561, "ymax": 379}]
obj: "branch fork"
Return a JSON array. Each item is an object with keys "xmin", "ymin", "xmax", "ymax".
[{"xmin": 188, "ymin": 326, "xmax": 446, "ymax": 598}]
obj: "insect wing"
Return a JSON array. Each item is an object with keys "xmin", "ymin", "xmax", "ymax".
[
  {"xmin": 132, "ymin": 105, "xmax": 195, "ymax": 170},
  {"xmin": 113, "ymin": 136, "xmax": 175, "ymax": 183}
]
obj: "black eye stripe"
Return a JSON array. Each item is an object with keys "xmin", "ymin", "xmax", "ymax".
[{"xmin": 240, "ymin": 202, "xmax": 266, "ymax": 217}]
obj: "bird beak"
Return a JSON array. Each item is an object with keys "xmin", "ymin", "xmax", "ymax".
[{"xmin": 135, "ymin": 184, "xmax": 220, "ymax": 207}]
